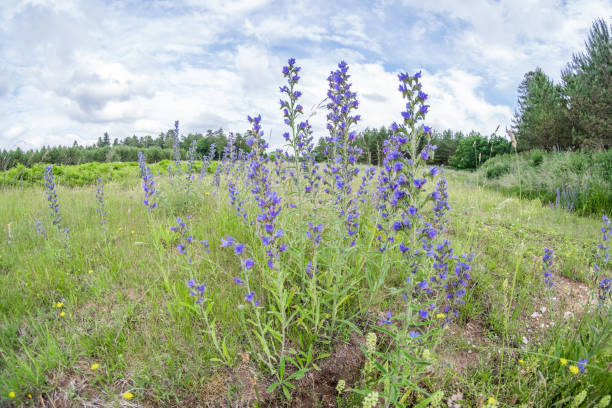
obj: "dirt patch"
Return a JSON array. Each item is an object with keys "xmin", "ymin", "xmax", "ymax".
[
  {"xmin": 198, "ymin": 334, "xmax": 366, "ymax": 407},
  {"xmin": 520, "ymin": 274, "xmax": 595, "ymax": 345},
  {"xmin": 439, "ymin": 320, "xmax": 490, "ymax": 375},
  {"xmin": 41, "ymin": 367, "xmax": 107, "ymax": 408},
  {"xmin": 291, "ymin": 333, "xmax": 366, "ymax": 407}
]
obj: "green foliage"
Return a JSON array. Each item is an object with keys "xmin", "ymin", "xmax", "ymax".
[
  {"xmin": 475, "ymin": 149, "xmax": 612, "ymax": 215},
  {"xmin": 449, "ymin": 133, "xmax": 512, "ymax": 169},
  {"xmin": 485, "ymin": 162, "xmax": 511, "ymax": 179},
  {"xmin": 354, "ymin": 127, "xmax": 394, "ymax": 165},
  {"xmin": 429, "ymin": 129, "xmax": 463, "ymax": 165},
  {"xmin": 0, "ymin": 161, "xmax": 218, "ymax": 188},
  {"xmin": 530, "ymin": 149, "xmax": 544, "ymax": 167}
]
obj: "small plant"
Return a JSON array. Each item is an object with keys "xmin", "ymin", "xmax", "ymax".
[
  {"xmin": 173, "ymin": 120, "xmax": 181, "ymax": 174},
  {"xmin": 43, "ymin": 165, "xmax": 69, "ymax": 236},
  {"xmin": 185, "ymin": 139, "xmax": 197, "ymax": 194},
  {"xmin": 594, "ymin": 215, "xmax": 611, "ymax": 304},
  {"xmin": 34, "ymin": 221, "xmax": 47, "ymax": 239},
  {"xmin": 542, "ymin": 247, "xmax": 554, "ymax": 288},
  {"xmin": 95, "ymin": 177, "xmax": 106, "ymax": 225},
  {"xmin": 530, "ymin": 150, "xmax": 544, "ymax": 167},
  {"xmin": 138, "ymin": 152, "xmax": 157, "ymax": 211}
]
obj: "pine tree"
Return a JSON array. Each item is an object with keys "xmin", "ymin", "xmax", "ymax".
[{"xmin": 562, "ymin": 18, "xmax": 612, "ymax": 150}]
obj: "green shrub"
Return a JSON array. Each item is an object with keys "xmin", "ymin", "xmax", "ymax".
[
  {"xmin": 485, "ymin": 163, "xmax": 511, "ymax": 179},
  {"xmin": 449, "ymin": 134, "xmax": 512, "ymax": 169},
  {"xmin": 530, "ymin": 150, "xmax": 544, "ymax": 166}
]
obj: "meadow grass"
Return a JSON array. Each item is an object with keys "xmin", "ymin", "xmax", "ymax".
[{"xmin": 0, "ymin": 166, "xmax": 609, "ymax": 407}]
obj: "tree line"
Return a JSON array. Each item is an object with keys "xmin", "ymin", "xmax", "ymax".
[
  {"xmin": 1, "ymin": 124, "xmax": 510, "ymax": 171},
  {"xmin": 0, "ymin": 128, "xmax": 251, "ymax": 171}
]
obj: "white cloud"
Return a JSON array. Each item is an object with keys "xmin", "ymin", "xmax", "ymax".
[
  {"xmin": 423, "ymin": 69, "xmax": 513, "ymax": 134},
  {"xmin": 0, "ymin": 0, "xmax": 609, "ymax": 150}
]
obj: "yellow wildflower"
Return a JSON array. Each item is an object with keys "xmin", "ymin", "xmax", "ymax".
[
  {"xmin": 88, "ymin": 269, "xmax": 93, "ymax": 274},
  {"xmin": 60, "ymin": 311, "xmax": 66, "ymax": 317},
  {"xmin": 122, "ymin": 392, "xmax": 134, "ymax": 399},
  {"xmin": 560, "ymin": 358, "xmax": 568, "ymax": 366},
  {"xmin": 436, "ymin": 313, "xmax": 446, "ymax": 319},
  {"xmin": 56, "ymin": 302, "xmax": 63, "ymax": 308},
  {"xmin": 8, "ymin": 392, "xmax": 15, "ymax": 398},
  {"xmin": 569, "ymin": 365, "xmax": 580, "ymax": 374},
  {"xmin": 518, "ymin": 359, "xmax": 524, "ymax": 365},
  {"xmin": 91, "ymin": 363, "xmax": 100, "ymax": 370},
  {"xmin": 487, "ymin": 396, "xmax": 496, "ymax": 404},
  {"xmin": 28, "ymin": 394, "xmax": 32, "ymax": 399}
]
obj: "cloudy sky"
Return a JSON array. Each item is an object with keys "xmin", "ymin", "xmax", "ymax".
[{"xmin": 0, "ymin": 0, "xmax": 609, "ymax": 150}]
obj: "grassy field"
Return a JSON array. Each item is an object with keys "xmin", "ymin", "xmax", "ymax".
[{"xmin": 0, "ymin": 163, "xmax": 610, "ymax": 407}]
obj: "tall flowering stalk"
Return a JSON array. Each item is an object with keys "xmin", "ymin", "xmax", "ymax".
[
  {"xmin": 324, "ymin": 61, "xmax": 362, "ymax": 245},
  {"xmin": 279, "ymin": 58, "xmax": 318, "ymax": 210},
  {"xmin": 168, "ymin": 164, "xmax": 174, "ymax": 185},
  {"xmin": 245, "ymin": 115, "xmax": 286, "ymax": 268},
  {"xmin": 95, "ymin": 177, "xmax": 106, "ymax": 225},
  {"xmin": 316, "ymin": 61, "xmax": 366, "ymax": 341},
  {"xmin": 173, "ymin": 120, "xmax": 181, "ymax": 174},
  {"xmin": 138, "ymin": 152, "xmax": 157, "ymax": 211},
  {"xmin": 43, "ymin": 165, "xmax": 69, "ymax": 236},
  {"xmin": 594, "ymin": 215, "xmax": 611, "ymax": 304},
  {"xmin": 185, "ymin": 139, "xmax": 197, "ymax": 194},
  {"xmin": 200, "ymin": 142, "xmax": 216, "ymax": 179},
  {"xmin": 367, "ymin": 71, "xmax": 472, "ymax": 405},
  {"xmin": 222, "ymin": 132, "xmax": 237, "ymax": 177},
  {"xmin": 431, "ymin": 173, "xmax": 450, "ymax": 232},
  {"xmin": 229, "ymin": 114, "xmax": 295, "ymax": 382}
]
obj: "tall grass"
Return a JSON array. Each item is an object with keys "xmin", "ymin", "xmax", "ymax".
[{"xmin": 472, "ymin": 149, "xmax": 612, "ymax": 216}]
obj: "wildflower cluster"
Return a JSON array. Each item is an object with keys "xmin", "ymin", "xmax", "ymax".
[
  {"xmin": 187, "ymin": 278, "xmax": 206, "ymax": 304},
  {"xmin": 121, "ymin": 59, "xmax": 479, "ymax": 404}
]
